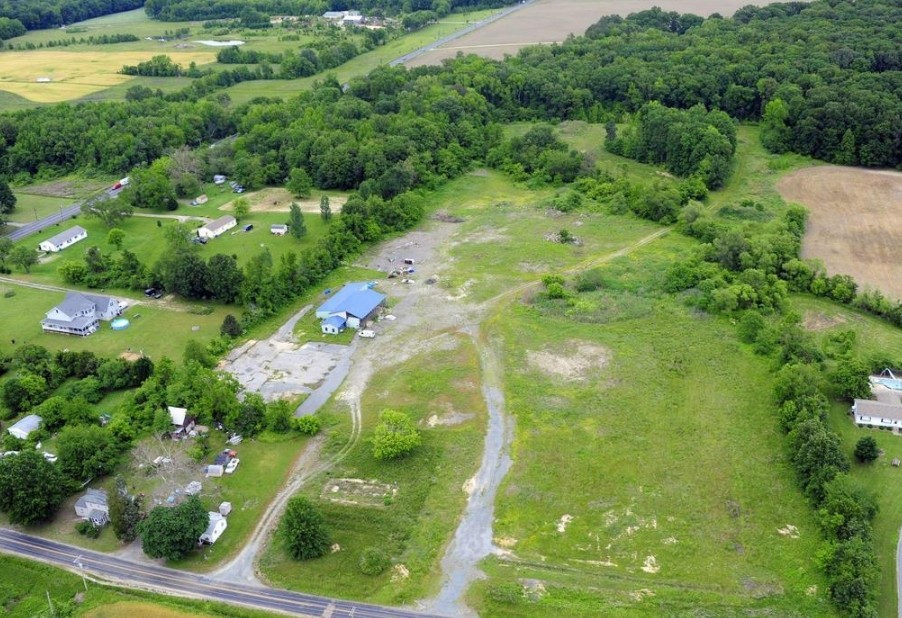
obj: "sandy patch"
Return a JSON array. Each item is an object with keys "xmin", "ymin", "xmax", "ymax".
[
  {"xmin": 494, "ymin": 536, "xmax": 517, "ymax": 548},
  {"xmin": 462, "ymin": 476, "xmax": 477, "ymax": 495},
  {"xmin": 778, "ymin": 166, "xmax": 902, "ymax": 300},
  {"xmin": 391, "ymin": 564, "xmax": 410, "ymax": 582},
  {"xmin": 426, "ymin": 411, "xmax": 475, "ymax": 427},
  {"xmin": 556, "ymin": 514, "xmax": 574, "ymax": 533},
  {"xmin": 662, "ymin": 537, "xmax": 678, "ymax": 545},
  {"xmin": 330, "ymin": 543, "xmax": 342, "ymax": 553},
  {"xmin": 220, "ymin": 187, "xmax": 347, "ymax": 214},
  {"xmin": 641, "ymin": 555, "xmax": 660, "ymax": 574},
  {"xmin": 527, "ymin": 342, "xmax": 610, "ymax": 381},
  {"xmin": 777, "ymin": 524, "xmax": 800, "ymax": 539},
  {"xmin": 321, "ymin": 478, "xmax": 397, "ymax": 507},
  {"xmin": 119, "ymin": 352, "xmax": 143, "ymax": 361},
  {"xmin": 629, "ymin": 589, "xmax": 655, "ymax": 602},
  {"xmin": 802, "ymin": 310, "xmax": 847, "ymax": 332}
]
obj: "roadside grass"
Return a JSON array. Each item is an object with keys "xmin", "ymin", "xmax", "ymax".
[
  {"xmin": 468, "ymin": 234, "xmax": 833, "ymax": 615},
  {"xmin": 789, "ymin": 294, "xmax": 902, "ymax": 617},
  {"xmin": 6, "ymin": 192, "xmax": 72, "ymax": 223},
  {"xmin": 0, "ymin": 555, "xmax": 277, "ymax": 617},
  {"xmin": 16, "ymin": 175, "xmax": 116, "ymax": 199},
  {"xmin": 0, "ymin": 284, "xmax": 230, "ymax": 361},
  {"xmin": 259, "ymin": 333, "xmax": 487, "ymax": 604}
]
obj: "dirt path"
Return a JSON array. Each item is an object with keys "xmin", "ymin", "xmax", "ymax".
[
  {"xmin": 0, "ymin": 275, "xmax": 142, "ymax": 306},
  {"xmin": 132, "ymin": 213, "xmax": 213, "ymax": 223}
]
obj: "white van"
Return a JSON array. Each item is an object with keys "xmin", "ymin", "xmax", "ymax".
[{"xmin": 359, "ymin": 329, "xmax": 376, "ymax": 338}]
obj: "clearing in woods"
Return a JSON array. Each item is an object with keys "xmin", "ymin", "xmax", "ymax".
[
  {"xmin": 405, "ymin": 0, "xmax": 787, "ymax": 67},
  {"xmin": 777, "ymin": 166, "xmax": 902, "ymax": 300},
  {"xmin": 0, "ymin": 50, "xmax": 216, "ymax": 103}
]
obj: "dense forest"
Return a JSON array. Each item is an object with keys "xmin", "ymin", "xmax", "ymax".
[
  {"xmin": 144, "ymin": 0, "xmax": 513, "ymax": 22},
  {"xmin": 0, "ymin": 0, "xmax": 142, "ymax": 31}
]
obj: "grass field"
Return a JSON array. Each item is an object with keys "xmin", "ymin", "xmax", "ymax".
[
  {"xmin": 465, "ymin": 242, "xmax": 833, "ymax": 616},
  {"xmin": 6, "ymin": 192, "xmax": 73, "ymax": 223},
  {"xmin": 260, "ymin": 333, "xmax": 488, "ymax": 604},
  {"xmin": 0, "ymin": 50, "xmax": 216, "ymax": 103},
  {"xmin": 0, "ymin": 283, "xmax": 230, "ymax": 361}
]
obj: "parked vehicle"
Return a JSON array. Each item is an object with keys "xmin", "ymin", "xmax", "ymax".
[
  {"xmin": 225, "ymin": 458, "xmax": 240, "ymax": 474},
  {"xmin": 359, "ymin": 329, "xmax": 376, "ymax": 338}
]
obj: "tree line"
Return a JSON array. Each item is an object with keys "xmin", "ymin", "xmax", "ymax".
[{"xmin": 0, "ymin": 0, "xmax": 142, "ymax": 31}]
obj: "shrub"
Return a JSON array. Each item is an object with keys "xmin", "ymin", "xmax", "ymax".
[
  {"xmin": 294, "ymin": 415, "xmax": 321, "ymax": 436},
  {"xmin": 75, "ymin": 520, "xmax": 102, "ymax": 538},
  {"xmin": 358, "ymin": 547, "xmax": 391, "ymax": 575},
  {"xmin": 575, "ymin": 268, "xmax": 604, "ymax": 293},
  {"xmin": 371, "ymin": 409, "xmax": 421, "ymax": 461},
  {"xmin": 854, "ymin": 437, "xmax": 879, "ymax": 464}
]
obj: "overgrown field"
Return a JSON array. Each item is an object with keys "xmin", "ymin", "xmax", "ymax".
[{"xmin": 260, "ymin": 334, "xmax": 488, "ymax": 604}]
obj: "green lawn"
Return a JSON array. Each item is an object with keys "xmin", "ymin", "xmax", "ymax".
[
  {"xmin": 0, "ymin": 283, "xmax": 231, "ymax": 362},
  {"xmin": 6, "ymin": 192, "xmax": 72, "ymax": 223},
  {"xmin": 260, "ymin": 333, "xmax": 488, "ymax": 604}
]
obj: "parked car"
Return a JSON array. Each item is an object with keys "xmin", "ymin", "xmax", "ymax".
[
  {"xmin": 144, "ymin": 287, "xmax": 163, "ymax": 298},
  {"xmin": 359, "ymin": 329, "xmax": 376, "ymax": 338},
  {"xmin": 225, "ymin": 458, "xmax": 240, "ymax": 474}
]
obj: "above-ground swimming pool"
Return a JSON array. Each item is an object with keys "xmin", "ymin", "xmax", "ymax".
[{"xmin": 111, "ymin": 318, "xmax": 130, "ymax": 330}]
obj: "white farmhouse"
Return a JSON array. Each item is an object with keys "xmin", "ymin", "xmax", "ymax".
[
  {"xmin": 199, "ymin": 511, "xmax": 227, "ymax": 544},
  {"xmin": 39, "ymin": 226, "xmax": 87, "ymax": 252},
  {"xmin": 852, "ymin": 399, "xmax": 902, "ymax": 431},
  {"xmin": 197, "ymin": 215, "xmax": 237, "ymax": 240},
  {"xmin": 74, "ymin": 489, "xmax": 109, "ymax": 526},
  {"xmin": 41, "ymin": 292, "xmax": 122, "ymax": 336}
]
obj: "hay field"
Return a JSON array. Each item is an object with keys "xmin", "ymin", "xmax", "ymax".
[
  {"xmin": 0, "ymin": 50, "xmax": 215, "ymax": 102},
  {"xmin": 778, "ymin": 166, "xmax": 902, "ymax": 300},
  {"xmin": 406, "ymin": 0, "xmax": 797, "ymax": 66}
]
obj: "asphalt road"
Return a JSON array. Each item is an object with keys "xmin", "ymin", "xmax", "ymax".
[
  {"xmin": 5, "ymin": 188, "xmax": 122, "ymax": 243},
  {"xmin": 0, "ymin": 529, "xmax": 446, "ymax": 618}
]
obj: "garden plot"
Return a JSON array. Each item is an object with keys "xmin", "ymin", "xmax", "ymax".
[{"xmin": 221, "ymin": 339, "xmax": 351, "ymax": 403}]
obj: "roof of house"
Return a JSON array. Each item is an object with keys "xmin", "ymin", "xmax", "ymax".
[
  {"xmin": 41, "ymin": 316, "xmax": 97, "ymax": 330},
  {"xmin": 201, "ymin": 215, "xmax": 236, "ymax": 232},
  {"xmin": 317, "ymin": 282, "xmax": 384, "ymax": 319},
  {"xmin": 323, "ymin": 10, "xmax": 345, "ymax": 18},
  {"xmin": 271, "ymin": 224, "xmax": 288, "ymax": 231},
  {"xmin": 8, "ymin": 414, "xmax": 42, "ymax": 436},
  {"xmin": 52, "ymin": 292, "xmax": 115, "ymax": 319},
  {"xmin": 75, "ymin": 489, "xmax": 108, "ymax": 510},
  {"xmin": 324, "ymin": 315, "xmax": 346, "ymax": 329},
  {"xmin": 854, "ymin": 399, "xmax": 902, "ymax": 421},
  {"xmin": 168, "ymin": 406, "xmax": 188, "ymax": 426},
  {"xmin": 43, "ymin": 226, "xmax": 86, "ymax": 247}
]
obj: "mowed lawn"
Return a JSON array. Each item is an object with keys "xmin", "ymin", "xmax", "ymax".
[
  {"xmin": 472, "ymin": 246, "xmax": 834, "ymax": 615},
  {"xmin": 261, "ymin": 334, "xmax": 488, "ymax": 605},
  {"xmin": 0, "ymin": 284, "xmax": 230, "ymax": 362}
]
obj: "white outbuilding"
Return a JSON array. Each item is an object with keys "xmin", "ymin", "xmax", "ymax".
[
  {"xmin": 199, "ymin": 511, "xmax": 227, "ymax": 544},
  {"xmin": 39, "ymin": 226, "xmax": 87, "ymax": 252},
  {"xmin": 197, "ymin": 215, "xmax": 237, "ymax": 240},
  {"xmin": 7, "ymin": 415, "xmax": 42, "ymax": 440}
]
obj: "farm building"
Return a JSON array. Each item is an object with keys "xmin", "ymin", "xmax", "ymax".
[
  {"xmin": 316, "ymin": 282, "xmax": 385, "ymax": 334},
  {"xmin": 74, "ymin": 489, "xmax": 109, "ymax": 526},
  {"xmin": 41, "ymin": 292, "xmax": 122, "ymax": 336},
  {"xmin": 199, "ymin": 512, "xmax": 227, "ymax": 544},
  {"xmin": 7, "ymin": 414, "xmax": 42, "ymax": 440},
  {"xmin": 852, "ymin": 399, "xmax": 902, "ymax": 431},
  {"xmin": 197, "ymin": 215, "xmax": 237, "ymax": 239},
  {"xmin": 271, "ymin": 224, "xmax": 288, "ymax": 236},
  {"xmin": 39, "ymin": 226, "xmax": 87, "ymax": 252}
]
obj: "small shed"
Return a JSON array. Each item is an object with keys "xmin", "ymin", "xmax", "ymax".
[
  {"xmin": 322, "ymin": 315, "xmax": 346, "ymax": 335},
  {"xmin": 7, "ymin": 415, "xmax": 42, "ymax": 440},
  {"xmin": 219, "ymin": 501, "xmax": 232, "ymax": 516},
  {"xmin": 205, "ymin": 464, "xmax": 224, "ymax": 478},
  {"xmin": 893, "ymin": 458, "xmax": 900, "ymax": 467},
  {"xmin": 193, "ymin": 194, "xmax": 208, "ymax": 205},
  {"xmin": 271, "ymin": 224, "xmax": 288, "ymax": 236}
]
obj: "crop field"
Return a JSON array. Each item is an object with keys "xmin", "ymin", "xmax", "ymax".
[
  {"xmin": 777, "ymin": 166, "xmax": 902, "ymax": 301},
  {"xmin": 260, "ymin": 334, "xmax": 488, "ymax": 604},
  {"xmin": 0, "ymin": 50, "xmax": 216, "ymax": 103},
  {"xmin": 405, "ymin": 0, "xmax": 782, "ymax": 67}
]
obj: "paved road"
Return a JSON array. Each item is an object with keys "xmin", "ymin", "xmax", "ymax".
[
  {"xmin": 4, "ymin": 188, "xmax": 121, "ymax": 243},
  {"xmin": 390, "ymin": 0, "xmax": 536, "ymax": 67},
  {"xmin": 0, "ymin": 528, "xmax": 445, "ymax": 618}
]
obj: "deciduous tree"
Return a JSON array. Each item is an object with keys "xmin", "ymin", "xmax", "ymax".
[
  {"xmin": 371, "ymin": 409, "xmax": 421, "ymax": 460},
  {"xmin": 107, "ymin": 228, "xmax": 125, "ymax": 250},
  {"xmin": 0, "ymin": 177, "xmax": 16, "ymax": 215},
  {"xmin": 287, "ymin": 168, "xmax": 313, "ymax": 198},
  {"xmin": 57, "ymin": 425, "xmax": 122, "ymax": 481},
  {"xmin": 108, "ymin": 477, "xmax": 144, "ymax": 542},
  {"xmin": 0, "ymin": 450, "xmax": 67, "ymax": 525},
  {"xmin": 279, "ymin": 496, "xmax": 330, "ymax": 560},
  {"xmin": 319, "ymin": 195, "xmax": 332, "ymax": 222},
  {"xmin": 139, "ymin": 495, "xmax": 207, "ymax": 560},
  {"xmin": 288, "ymin": 202, "xmax": 307, "ymax": 240},
  {"xmin": 9, "ymin": 245, "xmax": 37, "ymax": 272}
]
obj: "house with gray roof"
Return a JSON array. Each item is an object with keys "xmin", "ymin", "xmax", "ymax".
[
  {"xmin": 39, "ymin": 226, "xmax": 87, "ymax": 252},
  {"xmin": 74, "ymin": 489, "xmax": 109, "ymax": 526},
  {"xmin": 7, "ymin": 414, "xmax": 42, "ymax": 440},
  {"xmin": 316, "ymin": 282, "xmax": 385, "ymax": 334},
  {"xmin": 852, "ymin": 399, "xmax": 902, "ymax": 431},
  {"xmin": 41, "ymin": 292, "xmax": 122, "ymax": 336}
]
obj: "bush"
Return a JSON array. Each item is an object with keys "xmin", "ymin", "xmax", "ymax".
[
  {"xmin": 358, "ymin": 547, "xmax": 391, "ymax": 575},
  {"xmin": 294, "ymin": 415, "xmax": 321, "ymax": 436},
  {"xmin": 575, "ymin": 268, "xmax": 604, "ymax": 293},
  {"xmin": 75, "ymin": 520, "xmax": 102, "ymax": 538},
  {"xmin": 371, "ymin": 409, "xmax": 421, "ymax": 461},
  {"xmin": 854, "ymin": 437, "xmax": 879, "ymax": 464}
]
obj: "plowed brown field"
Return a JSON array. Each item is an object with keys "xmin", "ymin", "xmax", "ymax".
[{"xmin": 777, "ymin": 166, "xmax": 902, "ymax": 300}]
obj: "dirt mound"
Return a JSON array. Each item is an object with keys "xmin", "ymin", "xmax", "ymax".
[
  {"xmin": 221, "ymin": 187, "xmax": 347, "ymax": 214},
  {"xmin": 527, "ymin": 342, "xmax": 610, "ymax": 381},
  {"xmin": 778, "ymin": 166, "xmax": 902, "ymax": 300}
]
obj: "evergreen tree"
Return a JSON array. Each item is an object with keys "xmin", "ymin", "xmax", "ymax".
[
  {"xmin": 288, "ymin": 202, "xmax": 307, "ymax": 240},
  {"xmin": 0, "ymin": 177, "xmax": 16, "ymax": 215},
  {"xmin": 319, "ymin": 195, "xmax": 332, "ymax": 222},
  {"xmin": 279, "ymin": 496, "xmax": 330, "ymax": 560}
]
